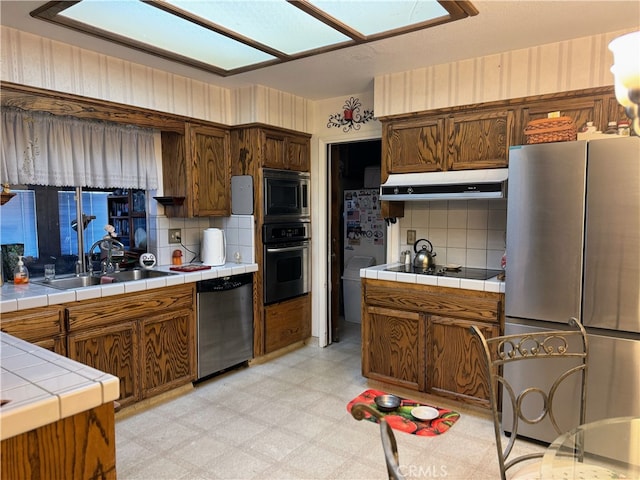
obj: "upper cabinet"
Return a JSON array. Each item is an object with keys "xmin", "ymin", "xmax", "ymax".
[
  {"xmin": 445, "ymin": 108, "xmax": 514, "ymax": 170},
  {"xmin": 380, "ymin": 86, "xmax": 623, "ymax": 180},
  {"xmin": 161, "ymin": 123, "xmax": 231, "ymax": 217},
  {"xmin": 383, "ymin": 117, "xmax": 445, "ymax": 174},
  {"xmin": 232, "ymin": 125, "xmax": 310, "ymax": 176},
  {"xmin": 382, "ymin": 108, "xmax": 513, "ymax": 176},
  {"xmin": 263, "ymin": 128, "xmax": 311, "ymax": 172}
]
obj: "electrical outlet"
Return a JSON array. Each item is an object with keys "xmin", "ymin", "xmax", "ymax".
[
  {"xmin": 168, "ymin": 228, "xmax": 182, "ymax": 244},
  {"xmin": 407, "ymin": 229, "xmax": 416, "ymax": 245}
]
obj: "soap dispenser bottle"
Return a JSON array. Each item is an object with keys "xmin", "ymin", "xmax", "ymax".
[{"xmin": 13, "ymin": 255, "xmax": 29, "ymax": 284}]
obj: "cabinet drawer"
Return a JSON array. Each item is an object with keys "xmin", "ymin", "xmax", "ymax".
[
  {"xmin": 67, "ymin": 284, "xmax": 195, "ymax": 331},
  {"xmin": 364, "ymin": 279, "xmax": 501, "ymax": 323},
  {"xmin": 1, "ymin": 306, "xmax": 64, "ymax": 342}
]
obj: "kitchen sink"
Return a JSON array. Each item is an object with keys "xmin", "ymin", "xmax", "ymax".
[
  {"xmin": 105, "ymin": 269, "xmax": 177, "ymax": 282},
  {"xmin": 34, "ymin": 270, "xmax": 177, "ymax": 290},
  {"xmin": 34, "ymin": 275, "xmax": 103, "ymax": 289}
]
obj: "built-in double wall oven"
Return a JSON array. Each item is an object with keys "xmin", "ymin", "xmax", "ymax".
[{"xmin": 263, "ymin": 169, "xmax": 311, "ymax": 305}]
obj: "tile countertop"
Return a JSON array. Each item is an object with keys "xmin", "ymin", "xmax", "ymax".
[
  {"xmin": 361, "ymin": 263, "xmax": 505, "ymax": 293},
  {"xmin": 0, "ymin": 331, "xmax": 120, "ymax": 441},
  {"xmin": 0, "ymin": 262, "xmax": 258, "ymax": 314}
]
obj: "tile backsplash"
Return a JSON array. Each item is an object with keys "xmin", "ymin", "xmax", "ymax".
[
  {"xmin": 149, "ymin": 210, "xmax": 255, "ymax": 266},
  {"xmin": 399, "ymin": 199, "xmax": 506, "ymax": 270}
]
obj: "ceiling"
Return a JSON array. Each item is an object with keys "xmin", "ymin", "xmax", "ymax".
[{"xmin": 1, "ymin": 1, "xmax": 639, "ymax": 101}]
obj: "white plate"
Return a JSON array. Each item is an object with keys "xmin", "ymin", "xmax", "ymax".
[
  {"xmin": 411, "ymin": 406, "xmax": 439, "ymax": 421},
  {"xmin": 445, "ymin": 263, "xmax": 462, "ymax": 270}
]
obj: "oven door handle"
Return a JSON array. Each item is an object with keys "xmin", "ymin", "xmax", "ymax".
[{"xmin": 266, "ymin": 244, "xmax": 307, "ymax": 253}]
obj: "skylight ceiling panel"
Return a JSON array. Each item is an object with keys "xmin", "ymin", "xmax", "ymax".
[
  {"xmin": 59, "ymin": 0, "xmax": 275, "ymax": 70},
  {"xmin": 309, "ymin": 0, "xmax": 449, "ymax": 36},
  {"xmin": 166, "ymin": 0, "xmax": 351, "ymax": 55}
]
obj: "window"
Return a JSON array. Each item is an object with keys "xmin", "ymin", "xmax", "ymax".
[
  {"xmin": 0, "ymin": 190, "xmax": 38, "ymax": 257},
  {"xmin": 1, "ymin": 185, "xmax": 143, "ymax": 277},
  {"xmin": 57, "ymin": 190, "xmax": 111, "ymax": 256}
]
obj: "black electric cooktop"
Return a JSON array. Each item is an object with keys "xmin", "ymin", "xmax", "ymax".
[{"xmin": 385, "ymin": 265, "xmax": 502, "ymax": 280}]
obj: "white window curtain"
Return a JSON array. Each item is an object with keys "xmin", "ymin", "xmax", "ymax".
[{"xmin": 1, "ymin": 108, "xmax": 158, "ymax": 189}]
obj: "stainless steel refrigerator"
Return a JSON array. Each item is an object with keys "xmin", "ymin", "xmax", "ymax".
[{"xmin": 504, "ymin": 136, "xmax": 640, "ymax": 443}]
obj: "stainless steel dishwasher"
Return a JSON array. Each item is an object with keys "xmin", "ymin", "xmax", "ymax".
[{"xmin": 196, "ymin": 273, "xmax": 253, "ymax": 380}]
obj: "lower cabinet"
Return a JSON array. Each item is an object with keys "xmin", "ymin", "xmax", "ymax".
[
  {"xmin": 68, "ymin": 321, "xmax": 140, "ymax": 407},
  {"xmin": 142, "ymin": 310, "xmax": 195, "ymax": 398},
  {"xmin": 264, "ymin": 294, "xmax": 311, "ymax": 354},
  {"xmin": 1, "ymin": 402, "xmax": 116, "ymax": 480},
  {"xmin": 362, "ymin": 278, "xmax": 503, "ymax": 408},
  {"xmin": 428, "ymin": 315, "xmax": 499, "ymax": 406},
  {"xmin": 1, "ymin": 305, "xmax": 66, "ymax": 355},
  {"xmin": 66, "ymin": 284, "xmax": 196, "ymax": 408},
  {"xmin": 363, "ymin": 306, "xmax": 425, "ymax": 391}
]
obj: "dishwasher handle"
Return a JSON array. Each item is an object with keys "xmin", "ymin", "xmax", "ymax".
[{"xmin": 197, "ymin": 273, "xmax": 252, "ymax": 293}]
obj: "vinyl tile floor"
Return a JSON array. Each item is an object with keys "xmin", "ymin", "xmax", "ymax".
[{"xmin": 115, "ymin": 320, "xmax": 544, "ymax": 479}]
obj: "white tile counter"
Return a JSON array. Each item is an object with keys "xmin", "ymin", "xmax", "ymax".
[
  {"xmin": 0, "ymin": 262, "xmax": 258, "ymax": 314},
  {"xmin": 0, "ymin": 332, "xmax": 119, "ymax": 440},
  {"xmin": 361, "ymin": 263, "xmax": 505, "ymax": 293}
]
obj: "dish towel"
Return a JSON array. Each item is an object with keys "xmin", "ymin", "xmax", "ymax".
[{"xmin": 347, "ymin": 389, "xmax": 460, "ymax": 436}]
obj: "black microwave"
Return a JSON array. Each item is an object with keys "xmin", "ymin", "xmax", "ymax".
[{"xmin": 263, "ymin": 169, "xmax": 310, "ymax": 222}]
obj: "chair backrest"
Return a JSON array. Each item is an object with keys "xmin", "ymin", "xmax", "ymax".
[
  {"xmin": 471, "ymin": 317, "xmax": 588, "ymax": 480},
  {"xmin": 350, "ymin": 403, "xmax": 406, "ymax": 480}
]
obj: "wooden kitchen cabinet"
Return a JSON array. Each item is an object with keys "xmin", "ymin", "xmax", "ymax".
[
  {"xmin": 445, "ymin": 108, "xmax": 514, "ymax": 170},
  {"xmin": 66, "ymin": 284, "xmax": 196, "ymax": 407},
  {"xmin": 68, "ymin": 321, "xmax": 140, "ymax": 406},
  {"xmin": 428, "ymin": 315, "xmax": 498, "ymax": 407},
  {"xmin": 382, "ymin": 116, "xmax": 445, "ymax": 174},
  {"xmin": 230, "ymin": 124, "xmax": 311, "ymax": 357},
  {"xmin": 381, "ymin": 108, "xmax": 513, "ymax": 175},
  {"xmin": 264, "ymin": 293, "xmax": 311, "ymax": 354},
  {"xmin": 0, "ymin": 305, "xmax": 66, "ymax": 355},
  {"xmin": 362, "ymin": 306, "xmax": 426, "ymax": 391},
  {"xmin": 142, "ymin": 309, "xmax": 195, "ymax": 399},
  {"xmin": 161, "ymin": 123, "xmax": 231, "ymax": 217},
  {"xmin": 362, "ymin": 278, "xmax": 503, "ymax": 407},
  {"xmin": 263, "ymin": 129, "xmax": 311, "ymax": 171},
  {"xmin": 1, "ymin": 402, "xmax": 116, "ymax": 480}
]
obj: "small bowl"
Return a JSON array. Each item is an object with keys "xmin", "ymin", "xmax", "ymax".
[
  {"xmin": 374, "ymin": 394, "xmax": 401, "ymax": 412},
  {"xmin": 411, "ymin": 406, "xmax": 439, "ymax": 421}
]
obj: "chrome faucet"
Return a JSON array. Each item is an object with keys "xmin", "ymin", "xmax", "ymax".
[{"xmin": 87, "ymin": 237, "xmax": 125, "ymax": 275}]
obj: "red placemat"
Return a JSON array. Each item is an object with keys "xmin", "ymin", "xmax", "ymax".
[
  {"xmin": 170, "ymin": 264, "xmax": 211, "ymax": 272},
  {"xmin": 347, "ymin": 389, "xmax": 460, "ymax": 436}
]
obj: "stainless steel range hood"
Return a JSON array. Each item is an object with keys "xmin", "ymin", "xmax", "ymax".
[{"xmin": 379, "ymin": 168, "xmax": 508, "ymax": 201}]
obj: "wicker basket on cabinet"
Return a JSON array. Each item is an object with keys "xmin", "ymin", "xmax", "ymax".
[{"xmin": 524, "ymin": 116, "xmax": 577, "ymax": 144}]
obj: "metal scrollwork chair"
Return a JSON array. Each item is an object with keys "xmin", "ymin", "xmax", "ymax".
[
  {"xmin": 471, "ymin": 317, "xmax": 589, "ymax": 480},
  {"xmin": 350, "ymin": 403, "xmax": 405, "ymax": 480}
]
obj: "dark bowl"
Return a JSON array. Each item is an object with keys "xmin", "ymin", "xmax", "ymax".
[{"xmin": 374, "ymin": 394, "xmax": 401, "ymax": 412}]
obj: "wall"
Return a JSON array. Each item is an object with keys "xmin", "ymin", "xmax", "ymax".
[
  {"xmin": 399, "ymin": 200, "xmax": 506, "ymax": 270},
  {"xmin": 1, "ymin": 27, "xmax": 314, "ymax": 130},
  {"xmin": 374, "ymin": 28, "xmax": 636, "ymax": 117}
]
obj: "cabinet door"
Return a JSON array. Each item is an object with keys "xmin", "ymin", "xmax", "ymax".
[
  {"xmin": 188, "ymin": 125, "xmax": 231, "ymax": 216},
  {"xmin": 427, "ymin": 315, "xmax": 498, "ymax": 407},
  {"xmin": 519, "ymin": 97, "xmax": 604, "ymax": 145},
  {"xmin": 264, "ymin": 294, "xmax": 311, "ymax": 353},
  {"xmin": 263, "ymin": 131, "xmax": 287, "ymax": 169},
  {"xmin": 382, "ymin": 117, "xmax": 445, "ymax": 174},
  {"xmin": 363, "ymin": 306, "xmax": 426, "ymax": 391},
  {"xmin": 286, "ymin": 135, "xmax": 310, "ymax": 171},
  {"xmin": 68, "ymin": 322, "xmax": 140, "ymax": 407},
  {"xmin": 141, "ymin": 309, "xmax": 195, "ymax": 398},
  {"xmin": 445, "ymin": 109, "xmax": 514, "ymax": 170}
]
